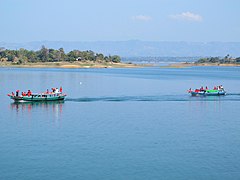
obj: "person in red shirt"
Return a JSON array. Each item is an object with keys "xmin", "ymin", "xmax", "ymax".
[
  {"xmin": 27, "ymin": 90, "xmax": 32, "ymax": 96},
  {"xmin": 195, "ymin": 89, "xmax": 200, "ymax": 92}
]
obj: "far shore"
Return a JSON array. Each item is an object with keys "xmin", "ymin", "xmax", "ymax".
[
  {"xmin": 0, "ymin": 61, "xmax": 149, "ymax": 69},
  {"xmin": 164, "ymin": 62, "xmax": 240, "ymax": 68}
]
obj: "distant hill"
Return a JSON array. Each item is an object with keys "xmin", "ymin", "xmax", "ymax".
[{"xmin": 1, "ymin": 40, "xmax": 240, "ymax": 57}]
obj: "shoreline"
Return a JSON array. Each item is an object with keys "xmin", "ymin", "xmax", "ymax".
[
  {"xmin": 1, "ymin": 62, "xmax": 240, "ymax": 69},
  {"xmin": 166, "ymin": 62, "xmax": 240, "ymax": 68},
  {"xmin": 0, "ymin": 61, "xmax": 148, "ymax": 69}
]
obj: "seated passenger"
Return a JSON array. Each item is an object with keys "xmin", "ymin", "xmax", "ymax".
[
  {"xmin": 195, "ymin": 89, "xmax": 200, "ymax": 92},
  {"xmin": 27, "ymin": 90, "xmax": 32, "ymax": 96}
]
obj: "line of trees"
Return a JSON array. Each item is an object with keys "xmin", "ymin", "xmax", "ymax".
[
  {"xmin": 0, "ymin": 46, "xmax": 121, "ymax": 64},
  {"xmin": 196, "ymin": 54, "xmax": 240, "ymax": 64}
]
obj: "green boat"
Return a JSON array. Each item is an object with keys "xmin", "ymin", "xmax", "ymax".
[
  {"xmin": 8, "ymin": 91, "xmax": 66, "ymax": 102},
  {"xmin": 188, "ymin": 87, "xmax": 226, "ymax": 96}
]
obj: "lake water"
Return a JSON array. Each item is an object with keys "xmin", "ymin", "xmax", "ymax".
[{"xmin": 0, "ymin": 66, "xmax": 240, "ymax": 180}]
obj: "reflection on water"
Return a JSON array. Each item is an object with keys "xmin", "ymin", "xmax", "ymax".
[
  {"xmin": 1, "ymin": 67, "xmax": 240, "ymax": 180},
  {"xmin": 10, "ymin": 101, "xmax": 64, "ymax": 120}
]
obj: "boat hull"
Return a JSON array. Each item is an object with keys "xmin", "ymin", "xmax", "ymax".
[
  {"xmin": 10, "ymin": 94, "xmax": 66, "ymax": 102},
  {"xmin": 190, "ymin": 90, "xmax": 226, "ymax": 96}
]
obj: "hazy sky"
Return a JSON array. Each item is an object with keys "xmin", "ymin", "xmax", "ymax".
[{"xmin": 1, "ymin": 0, "xmax": 240, "ymax": 42}]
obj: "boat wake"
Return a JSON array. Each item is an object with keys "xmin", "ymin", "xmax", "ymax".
[
  {"xmin": 66, "ymin": 94, "xmax": 240, "ymax": 102},
  {"xmin": 226, "ymin": 93, "xmax": 240, "ymax": 96}
]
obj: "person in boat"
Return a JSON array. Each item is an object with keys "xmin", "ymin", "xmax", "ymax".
[
  {"xmin": 200, "ymin": 86, "xmax": 204, "ymax": 91},
  {"xmin": 220, "ymin": 85, "xmax": 224, "ymax": 90},
  {"xmin": 27, "ymin": 90, "xmax": 32, "ymax": 96},
  {"xmin": 12, "ymin": 92, "xmax": 15, "ymax": 96},
  {"xmin": 214, "ymin": 86, "xmax": 217, "ymax": 90},
  {"xmin": 205, "ymin": 86, "xmax": 208, "ymax": 90},
  {"xmin": 46, "ymin": 89, "xmax": 49, "ymax": 94},
  {"xmin": 195, "ymin": 89, "xmax": 200, "ymax": 93},
  {"xmin": 16, "ymin": 90, "xmax": 20, "ymax": 97},
  {"xmin": 55, "ymin": 88, "xmax": 59, "ymax": 93},
  {"xmin": 60, "ymin": 87, "xmax": 62, "ymax": 93}
]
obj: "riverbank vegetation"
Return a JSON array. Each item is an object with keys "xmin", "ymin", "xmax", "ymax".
[
  {"xmin": 164, "ymin": 54, "xmax": 240, "ymax": 68},
  {"xmin": 195, "ymin": 54, "xmax": 240, "ymax": 64},
  {"xmin": 0, "ymin": 46, "xmax": 121, "ymax": 64},
  {"xmin": 0, "ymin": 46, "xmax": 144, "ymax": 68}
]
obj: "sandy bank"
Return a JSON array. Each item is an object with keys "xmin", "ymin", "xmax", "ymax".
[{"xmin": 0, "ymin": 61, "xmax": 147, "ymax": 69}]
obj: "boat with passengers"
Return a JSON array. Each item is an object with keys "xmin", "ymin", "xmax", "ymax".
[
  {"xmin": 188, "ymin": 85, "xmax": 226, "ymax": 96},
  {"xmin": 8, "ymin": 87, "xmax": 66, "ymax": 102}
]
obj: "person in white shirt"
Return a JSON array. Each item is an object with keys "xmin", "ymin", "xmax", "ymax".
[{"xmin": 55, "ymin": 88, "xmax": 59, "ymax": 93}]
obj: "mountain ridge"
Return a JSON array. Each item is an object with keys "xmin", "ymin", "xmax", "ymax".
[{"xmin": 1, "ymin": 40, "xmax": 240, "ymax": 57}]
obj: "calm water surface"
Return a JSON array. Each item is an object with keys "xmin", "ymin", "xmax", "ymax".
[{"xmin": 0, "ymin": 66, "xmax": 240, "ymax": 180}]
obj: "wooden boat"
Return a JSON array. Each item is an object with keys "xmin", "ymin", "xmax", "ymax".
[
  {"xmin": 8, "ymin": 91, "xmax": 66, "ymax": 102},
  {"xmin": 188, "ymin": 89, "xmax": 226, "ymax": 96}
]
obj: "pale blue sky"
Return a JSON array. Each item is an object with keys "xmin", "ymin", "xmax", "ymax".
[{"xmin": 1, "ymin": 0, "xmax": 240, "ymax": 42}]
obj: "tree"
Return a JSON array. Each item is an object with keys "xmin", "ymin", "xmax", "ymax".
[
  {"xmin": 26, "ymin": 50, "xmax": 37, "ymax": 62},
  {"xmin": 38, "ymin": 45, "xmax": 49, "ymax": 62},
  {"xmin": 110, "ymin": 55, "xmax": 121, "ymax": 63},
  {"xmin": 235, "ymin": 57, "xmax": 240, "ymax": 63},
  {"xmin": 96, "ymin": 53, "xmax": 104, "ymax": 61},
  {"xmin": 59, "ymin": 48, "xmax": 65, "ymax": 61}
]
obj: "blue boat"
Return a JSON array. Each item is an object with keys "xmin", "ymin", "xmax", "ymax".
[{"xmin": 188, "ymin": 88, "xmax": 226, "ymax": 96}]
